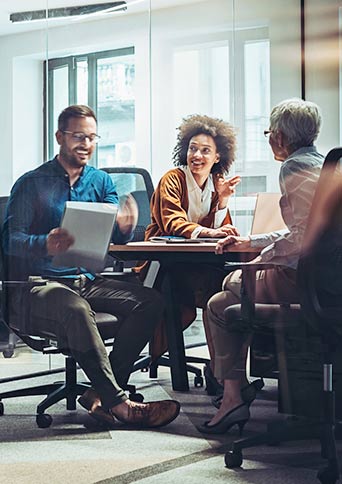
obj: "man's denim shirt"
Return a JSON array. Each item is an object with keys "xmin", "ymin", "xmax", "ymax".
[{"xmin": 2, "ymin": 157, "xmax": 131, "ymax": 280}]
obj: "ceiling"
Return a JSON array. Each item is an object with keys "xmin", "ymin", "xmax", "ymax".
[{"xmin": 0, "ymin": 0, "xmax": 202, "ymax": 36}]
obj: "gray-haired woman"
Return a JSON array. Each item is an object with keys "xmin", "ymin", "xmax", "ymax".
[{"xmin": 197, "ymin": 98, "xmax": 324, "ymax": 434}]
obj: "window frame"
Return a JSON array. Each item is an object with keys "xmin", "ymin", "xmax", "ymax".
[{"xmin": 45, "ymin": 46, "xmax": 135, "ymax": 166}]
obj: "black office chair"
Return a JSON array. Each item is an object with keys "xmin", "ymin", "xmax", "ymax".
[
  {"xmin": 0, "ymin": 197, "xmax": 146, "ymax": 428},
  {"xmin": 101, "ymin": 166, "xmax": 209, "ymax": 388},
  {"xmin": 222, "ymin": 147, "xmax": 342, "ymax": 484},
  {"xmin": 101, "ymin": 166, "xmax": 154, "ymax": 245},
  {"xmin": 100, "ymin": 167, "xmax": 154, "ymax": 375}
]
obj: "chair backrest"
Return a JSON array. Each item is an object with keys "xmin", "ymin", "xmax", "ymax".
[
  {"xmin": 0, "ymin": 196, "xmax": 48, "ymax": 346},
  {"xmin": 298, "ymin": 147, "xmax": 342, "ymax": 332},
  {"xmin": 101, "ymin": 167, "xmax": 154, "ymax": 242}
]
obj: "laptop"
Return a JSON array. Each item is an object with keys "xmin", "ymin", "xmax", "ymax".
[
  {"xmin": 53, "ymin": 201, "xmax": 118, "ymax": 272},
  {"xmin": 250, "ymin": 192, "xmax": 287, "ymax": 235}
]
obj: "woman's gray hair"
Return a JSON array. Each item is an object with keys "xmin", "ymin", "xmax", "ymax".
[{"xmin": 269, "ymin": 98, "xmax": 322, "ymax": 149}]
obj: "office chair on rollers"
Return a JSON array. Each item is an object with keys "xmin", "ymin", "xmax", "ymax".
[
  {"xmin": 0, "ymin": 213, "xmax": 146, "ymax": 429},
  {"xmin": 101, "ymin": 166, "xmax": 209, "ymax": 388},
  {"xmin": 223, "ymin": 147, "xmax": 342, "ymax": 484}
]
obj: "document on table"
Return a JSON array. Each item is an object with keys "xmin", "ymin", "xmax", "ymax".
[
  {"xmin": 53, "ymin": 201, "xmax": 118, "ymax": 272},
  {"xmin": 149, "ymin": 236, "xmax": 222, "ymax": 243}
]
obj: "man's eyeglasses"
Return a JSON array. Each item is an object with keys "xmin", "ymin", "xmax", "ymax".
[
  {"xmin": 263, "ymin": 129, "xmax": 273, "ymax": 138},
  {"xmin": 62, "ymin": 131, "xmax": 101, "ymax": 144}
]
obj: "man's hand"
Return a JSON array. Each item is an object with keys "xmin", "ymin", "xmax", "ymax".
[
  {"xmin": 116, "ymin": 194, "xmax": 138, "ymax": 235},
  {"xmin": 215, "ymin": 235, "xmax": 251, "ymax": 254},
  {"xmin": 46, "ymin": 228, "xmax": 75, "ymax": 255}
]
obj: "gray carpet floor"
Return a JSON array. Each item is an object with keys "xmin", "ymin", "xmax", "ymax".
[{"xmin": 0, "ymin": 323, "xmax": 340, "ymax": 484}]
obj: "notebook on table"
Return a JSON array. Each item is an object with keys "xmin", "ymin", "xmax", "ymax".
[
  {"xmin": 53, "ymin": 201, "xmax": 118, "ymax": 272},
  {"xmin": 148, "ymin": 236, "xmax": 222, "ymax": 243}
]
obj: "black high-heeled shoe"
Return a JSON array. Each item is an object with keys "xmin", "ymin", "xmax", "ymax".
[
  {"xmin": 196, "ymin": 402, "xmax": 250, "ymax": 435},
  {"xmin": 211, "ymin": 378, "xmax": 264, "ymax": 409}
]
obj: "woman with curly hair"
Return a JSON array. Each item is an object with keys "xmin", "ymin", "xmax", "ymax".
[
  {"xmin": 144, "ymin": 114, "xmax": 240, "ymax": 391},
  {"xmin": 146, "ymin": 114, "xmax": 240, "ymax": 240}
]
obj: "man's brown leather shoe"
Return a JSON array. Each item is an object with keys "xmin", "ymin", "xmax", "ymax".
[{"xmin": 112, "ymin": 400, "xmax": 181, "ymax": 428}]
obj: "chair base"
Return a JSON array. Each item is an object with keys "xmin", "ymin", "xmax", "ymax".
[
  {"xmin": 0, "ymin": 356, "xmax": 91, "ymax": 416},
  {"xmin": 224, "ymin": 416, "xmax": 341, "ymax": 484},
  {"xmin": 0, "ymin": 351, "xmax": 152, "ymax": 427},
  {"xmin": 149, "ymin": 354, "xmax": 208, "ymax": 388}
]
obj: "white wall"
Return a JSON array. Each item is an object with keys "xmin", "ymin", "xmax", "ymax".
[
  {"xmin": 305, "ymin": 0, "xmax": 340, "ymax": 154},
  {"xmin": 13, "ymin": 57, "xmax": 44, "ymax": 182},
  {"xmin": 0, "ymin": 28, "xmax": 48, "ymax": 195}
]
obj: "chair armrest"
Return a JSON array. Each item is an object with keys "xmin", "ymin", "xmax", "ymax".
[
  {"xmin": 2, "ymin": 280, "xmax": 47, "ymax": 288},
  {"xmin": 224, "ymin": 261, "xmax": 281, "ymax": 273}
]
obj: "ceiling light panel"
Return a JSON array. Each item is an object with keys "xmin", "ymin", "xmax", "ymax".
[{"xmin": 10, "ymin": 2, "xmax": 127, "ymax": 22}]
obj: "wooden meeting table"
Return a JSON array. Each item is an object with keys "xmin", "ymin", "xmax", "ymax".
[{"xmin": 108, "ymin": 241, "xmax": 258, "ymax": 391}]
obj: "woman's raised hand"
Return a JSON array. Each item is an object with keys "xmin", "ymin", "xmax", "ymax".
[{"xmin": 215, "ymin": 175, "xmax": 241, "ymax": 208}]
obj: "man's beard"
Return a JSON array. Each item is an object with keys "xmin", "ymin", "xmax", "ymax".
[{"xmin": 60, "ymin": 145, "xmax": 88, "ymax": 167}]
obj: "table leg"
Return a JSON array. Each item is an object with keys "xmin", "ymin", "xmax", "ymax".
[{"xmin": 161, "ymin": 272, "xmax": 189, "ymax": 391}]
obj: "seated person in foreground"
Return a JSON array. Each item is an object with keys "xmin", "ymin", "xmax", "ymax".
[
  {"xmin": 2, "ymin": 104, "xmax": 180, "ymax": 429},
  {"xmin": 143, "ymin": 114, "xmax": 240, "ymax": 388},
  {"xmin": 197, "ymin": 98, "xmax": 324, "ymax": 433}
]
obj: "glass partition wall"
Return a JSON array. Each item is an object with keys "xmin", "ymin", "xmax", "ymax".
[
  {"xmin": 1, "ymin": 0, "xmax": 340, "ymax": 231},
  {"xmin": 1, "ymin": 0, "xmax": 49, "ymax": 195},
  {"xmin": 150, "ymin": 0, "xmax": 301, "ymax": 234}
]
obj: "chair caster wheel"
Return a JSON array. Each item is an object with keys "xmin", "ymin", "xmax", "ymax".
[
  {"xmin": 129, "ymin": 393, "xmax": 144, "ymax": 403},
  {"xmin": 36, "ymin": 413, "xmax": 53, "ymax": 428},
  {"xmin": 225, "ymin": 450, "xmax": 243, "ymax": 469},
  {"xmin": 194, "ymin": 375, "xmax": 204, "ymax": 387},
  {"xmin": 317, "ymin": 465, "xmax": 339, "ymax": 484},
  {"xmin": 0, "ymin": 401, "xmax": 4, "ymax": 416},
  {"xmin": 3, "ymin": 349, "xmax": 14, "ymax": 358}
]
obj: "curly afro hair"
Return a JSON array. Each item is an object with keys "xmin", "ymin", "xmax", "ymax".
[{"xmin": 172, "ymin": 114, "xmax": 237, "ymax": 175}]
